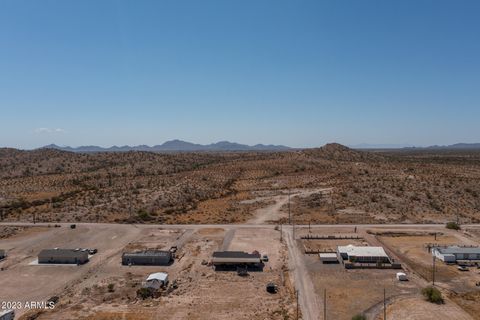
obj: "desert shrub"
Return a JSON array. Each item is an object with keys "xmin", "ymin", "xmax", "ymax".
[
  {"xmin": 107, "ymin": 283, "xmax": 115, "ymax": 292},
  {"xmin": 137, "ymin": 287, "xmax": 154, "ymax": 299},
  {"xmin": 137, "ymin": 209, "xmax": 153, "ymax": 221},
  {"xmin": 422, "ymin": 286, "xmax": 444, "ymax": 304},
  {"xmin": 446, "ymin": 221, "xmax": 460, "ymax": 230},
  {"xmin": 352, "ymin": 314, "xmax": 366, "ymax": 320}
]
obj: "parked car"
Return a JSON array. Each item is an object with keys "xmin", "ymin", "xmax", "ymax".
[
  {"xmin": 70, "ymin": 224, "xmax": 76, "ymax": 229},
  {"xmin": 88, "ymin": 248, "xmax": 98, "ymax": 255},
  {"xmin": 262, "ymin": 254, "xmax": 269, "ymax": 262},
  {"xmin": 458, "ymin": 265, "xmax": 469, "ymax": 271}
]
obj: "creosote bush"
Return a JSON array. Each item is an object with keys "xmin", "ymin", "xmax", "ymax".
[
  {"xmin": 422, "ymin": 286, "xmax": 444, "ymax": 304},
  {"xmin": 446, "ymin": 221, "xmax": 460, "ymax": 230}
]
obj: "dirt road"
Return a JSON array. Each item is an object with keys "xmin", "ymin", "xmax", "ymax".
[
  {"xmin": 247, "ymin": 188, "xmax": 332, "ymax": 224},
  {"xmin": 284, "ymin": 227, "xmax": 322, "ymax": 320}
]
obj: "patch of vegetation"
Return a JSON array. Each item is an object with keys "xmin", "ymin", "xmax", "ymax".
[
  {"xmin": 137, "ymin": 209, "xmax": 153, "ymax": 221},
  {"xmin": 352, "ymin": 314, "xmax": 366, "ymax": 320},
  {"xmin": 446, "ymin": 221, "xmax": 460, "ymax": 230},
  {"xmin": 422, "ymin": 286, "xmax": 444, "ymax": 304},
  {"xmin": 136, "ymin": 287, "xmax": 154, "ymax": 299},
  {"xmin": 107, "ymin": 283, "xmax": 115, "ymax": 292}
]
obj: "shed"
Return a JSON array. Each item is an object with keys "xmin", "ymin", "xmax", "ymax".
[
  {"xmin": 211, "ymin": 251, "xmax": 261, "ymax": 266},
  {"xmin": 319, "ymin": 253, "xmax": 338, "ymax": 263},
  {"xmin": 38, "ymin": 249, "xmax": 89, "ymax": 265},
  {"xmin": 337, "ymin": 245, "xmax": 390, "ymax": 263},
  {"xmin": 122, "ymin": 250, "xmax": 172, "ymax": 266},
  {"xmin": 144, "ymin": 272, "xmax": 169, "ymax": 290}
]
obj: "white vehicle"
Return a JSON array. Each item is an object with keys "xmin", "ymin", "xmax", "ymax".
[
  {"xmin": 396, "ymin": 272, "xmax": 408, "ymax": 281},
  {"xmin": 0, "ymin": 309, "xmax": 15, "ymax": 320}
]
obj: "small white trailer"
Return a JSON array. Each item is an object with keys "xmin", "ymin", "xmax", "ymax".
[
  {"xmin": 0, "ymin": 310, "xmax": 15, "ymax": 320},
  {"xmin": 396, "ymin": 272, "xmax": 408, "ymax": 281}
]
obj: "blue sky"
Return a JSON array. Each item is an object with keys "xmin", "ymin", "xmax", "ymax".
[{"xmin": 1, "ymin": 0, "xmax": 479, "ymax": 149}]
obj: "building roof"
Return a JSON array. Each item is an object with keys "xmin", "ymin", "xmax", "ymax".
[
  {"xmin": 123, "ymin": 250, "xmax": 171, "ymax": 257},
  {"xmin": 0, "ymin": 249, "xmax": 5, "ymax": 255},
  {"xmin": 38, "ymin": 249, "xmax": 88, "ymax": 258},
  {"xmin": 337, "ymin": 245, "xmax": 388, "ymax": 257},
  {"xmin": 146, "ymin": 272, "xmax": 168, "ymax": 282},
  {"xmin": 435, "ymin": 246, "xmax": 480, "ymax": 255},
  {"xmin": 212, "ymin": 251, "xmax": 260, "ymax": 259},
  {"xmin": 319, "ymin": 253, "xmax": 338, "ymax": 258}
]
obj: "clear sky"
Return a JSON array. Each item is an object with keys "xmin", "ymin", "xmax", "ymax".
[{"xmin": 1, "ymin": 0, "xmax": 479, "ymax": 149}]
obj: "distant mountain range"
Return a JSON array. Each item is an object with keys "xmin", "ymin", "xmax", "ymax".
[
  {"xmin": 423, "ymin": 143, "xmax": 480, "ymax": 150},
  {"xmin": 40, "ymin": 140, "xmax": 292, "ymax": 153},
  {"xmin": 36, "ymin": 141, "xmax": 480, "ymax": 153},
  {"xmin": 350, "ymin": 143, "xmax": 416, "ymax": 149},
  {"xmin": 351, "ymin": 143, "xmax": 480, "ymax": 150}
]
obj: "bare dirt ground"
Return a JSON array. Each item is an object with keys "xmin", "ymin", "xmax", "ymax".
[
  {"xmin": 377, "ymin": 232, "xmax": 480, "ymax": 291},
  {"xmin": 246, "ymin": 188, "xmax": 331, "ymax": 224},
  {"xmin": 0, "ymin": 224, "xmax": 296, "ymax": 320},
  {"xmin": 374, "ymin": 230, "xmax": 480, "ymax": 319},
  {"xmin": 2, "ymin": 223, "xmax": 480, "ymax": 320},
  {"xmin": 0, "ymin": 224, "xmax": 142, "ymax": 318},
  {"xmin": 375, "ymin": 295, "xmax": 474, "ymax": 320}
]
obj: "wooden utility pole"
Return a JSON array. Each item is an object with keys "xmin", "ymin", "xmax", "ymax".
[
  {"xmin": 383, "ymin": 288, "xmax": 387, "ymax": 320},
  {"xmin": 324, "ymin": 288, "xmax": 327, "ymax": 320},
  {"xmin": 296, "ymin": 290, "xmax": 299, "ymax": 320},
  {"xmin": 292, "ymin": 213, "xmax": 295, "ymax": 240},
  {"xmin": 288, "ymin": 188, "xmax": 291, "ymax": 225}
]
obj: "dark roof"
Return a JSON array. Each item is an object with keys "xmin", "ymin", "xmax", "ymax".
[
  {"xmin": 0, "ymin": 249, "xmax": 5, "ymax": 255},
  {"xmin": 123, "ymin": 250, "xmax": 171, "ymax": 257},
  {"xmin": 39, "ymin": 249, "xmax": 88, "ymax": 258},
  {"xmin": 212, "ymin": 251, "xmax": 260, "ymax": 259}
]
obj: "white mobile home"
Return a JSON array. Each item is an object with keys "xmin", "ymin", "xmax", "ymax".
[{"xmin": 432, "ymin": 246, "xmax": 480, "ymax": 263}]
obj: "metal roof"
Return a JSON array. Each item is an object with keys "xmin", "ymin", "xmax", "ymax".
[
  {"xmin": 123, "ymin": 250, "xmax": 171, "ymax": 257},
  {"xmin": 146, "ymin": 272, "xmax": 168, "ymax": 282},
  {"xmin": 435, "ymin": 246, "xmax": 480, "ymax": 254},
  {"xmin": 319, "ymin": 253, "xmax": 338, "ymax": 258},
  {"xmin": 212, "ymin": 251, "xmax": 260, "ymax": 259},
  {"xmin": 337, "ymin": 245, "xmax": 388, "ymax": 257},
  {"xmin": 38, "ymin": 249, "xmax": 88, "ymax": 258}
]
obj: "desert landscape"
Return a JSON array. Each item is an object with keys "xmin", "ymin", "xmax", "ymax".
[
  {"xmin": 1, "ymin": 144, "xmax": 479, "ymax": 226},
  {"xmin": 1, "ymin": 145, "xmax": 480, "ymax": 320}
]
